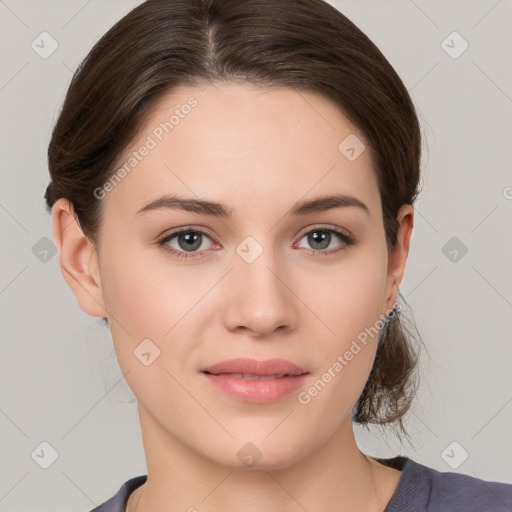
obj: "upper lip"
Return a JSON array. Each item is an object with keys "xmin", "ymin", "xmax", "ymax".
[{"xmin": 201, "ymin": 358, "xmax": 308, "ymax": 377}]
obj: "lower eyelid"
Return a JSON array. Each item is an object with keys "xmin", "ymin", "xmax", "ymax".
[
  {"xmin": 158, "ymin": 230, "xmax": 217, "ymax": 255},
  {"xmin": 295, "ymin": 230, "xmax": 353, "ymax": 252},
  {"xmin": 158, "ymin": 227, "xmax": 353, "ymax": 258}
]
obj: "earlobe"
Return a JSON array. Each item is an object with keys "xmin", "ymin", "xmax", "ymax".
[{"xmin": 51, "ymin": 198, "xmax": 107, "ymax": 318}]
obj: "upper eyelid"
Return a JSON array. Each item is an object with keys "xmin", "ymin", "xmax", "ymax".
[
  {"xmin": 158, "ymin": 226, "xmax": 219, "ymax": 245},
  {"xmin": 159, "ymin": 224, "xmax": 352, "ymax": 241},
  {"xmin": 158, "ymin": 224, "xmax": 353, "ymax": 250}
]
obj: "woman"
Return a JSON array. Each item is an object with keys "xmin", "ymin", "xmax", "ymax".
[{"xmin": 45, "ymin": 0, "xmax": 512, "ymax": 511}]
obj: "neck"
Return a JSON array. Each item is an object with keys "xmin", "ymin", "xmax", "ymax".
[{"xmin": 127, "ymin": 404, "xmax": 401, "ymax": 512}]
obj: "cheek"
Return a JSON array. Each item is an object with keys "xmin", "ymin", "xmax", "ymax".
[
  {"xmin": 99, "ymin": 238, "xmax": 201, "ymax": 334},
  {"xmin": 298, "ymin": 242, "xmax": 388, "ymax": 409},
  {"xmin": 312, "ymin": 242, "xmax": 388, "ymax": 348},
  {"xmin": 99, "ymin": 247, "xmax": 205, "ymax": 403}
]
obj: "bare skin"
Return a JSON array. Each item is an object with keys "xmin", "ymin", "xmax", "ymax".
[
  {"xmin": 52, "ymin": 82, "xmax": 413, "ymax": 512},
  {"xmin": 125, "ymin": 454, "xmax": 402, "ymax": 512}
]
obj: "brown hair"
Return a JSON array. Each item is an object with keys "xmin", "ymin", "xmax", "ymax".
[{"xmin": 45, "ymin": 0, "xmax": 423, "ymax": 435}]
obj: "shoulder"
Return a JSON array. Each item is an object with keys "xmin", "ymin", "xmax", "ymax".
[
  {"xmin": 423, "ymin": 461, "xmax": 512, "ymax": 511},
  {"xmin": 384, "ymin": 456, "xmax": 512, "ymax": 512},
  {"xmin": 88, "ymin": 475, "xmax": 147, "ymax": 512}
]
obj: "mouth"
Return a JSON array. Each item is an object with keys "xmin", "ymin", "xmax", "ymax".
[
  {"xmin": 200, "ymin": 358, "xmax": 309, "ymax": 403},
  {"xmin": 202, "ymin": 372, "xmax": 299, "ymax": 380},
  {"xmin": 200, "ymin": 357, "xmax": 308, "ymax": 376}
]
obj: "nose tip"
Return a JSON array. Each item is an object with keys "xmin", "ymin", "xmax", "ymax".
[{"xmin": 222, "ymin": 253, "xmax": 297, "ymax": 336}]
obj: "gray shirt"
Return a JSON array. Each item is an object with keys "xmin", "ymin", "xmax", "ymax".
[{"xmin": 89, "ymin": 456, "xmax": 512, "ymax": 511}]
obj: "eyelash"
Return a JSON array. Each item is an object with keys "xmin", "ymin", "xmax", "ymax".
[{"xmin": 156, "ymin": 225, "xmax": 355, "ymax": 260}]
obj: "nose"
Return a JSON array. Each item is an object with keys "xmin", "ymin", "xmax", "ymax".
[{"xmin": 221, "ymin": 244, "xmax": 298, "ymax": 337}]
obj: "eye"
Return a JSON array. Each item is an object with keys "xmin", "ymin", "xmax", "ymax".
[
  {"xmin": 156, "ymin": 225, "xmax": 355, "ymax": 260},
  {"xmin": 294, "ymin": 225, "xmax": 355, "ymax": 256},
  {"xmin": 157, "ymin": 228, "xmax": 218, "ymax": 259}
]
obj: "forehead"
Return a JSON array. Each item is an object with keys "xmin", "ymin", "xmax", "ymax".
[{"xmin": 101, "ymin": 82, "xmax": 381, "ymax": 223}]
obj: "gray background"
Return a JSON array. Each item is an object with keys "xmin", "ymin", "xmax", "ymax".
[{"xmin": 1, "ymin": 0, "xmax": 511, "ymax": 511}]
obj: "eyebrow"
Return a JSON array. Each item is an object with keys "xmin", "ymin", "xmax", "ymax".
[{"xmin": 136, "ymin": 193, "xmax": 370, "ymax": 218}]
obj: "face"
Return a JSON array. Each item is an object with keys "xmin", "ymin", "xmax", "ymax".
[{"xmin": 57, "ymin": 82, "xmax": 412, "ymax": 470}]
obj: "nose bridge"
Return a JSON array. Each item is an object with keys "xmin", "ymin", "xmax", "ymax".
[{"xmin": 223, "ymin": 234, "xmax": 296, "ymax": 334}]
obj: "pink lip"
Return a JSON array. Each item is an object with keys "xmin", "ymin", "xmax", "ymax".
[{"xmin": 200, "ymin": 358, "xmax": 309, "ymax": 403}]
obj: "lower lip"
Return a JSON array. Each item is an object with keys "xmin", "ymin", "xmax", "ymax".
[{"xmin": 202, "ymin": 372, "xmax": 309, "ymax": 403}]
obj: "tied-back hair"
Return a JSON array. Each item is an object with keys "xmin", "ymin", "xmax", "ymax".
[{"xmin": 45, "ymin": 0, "xmax": 424, "ymax": 435}]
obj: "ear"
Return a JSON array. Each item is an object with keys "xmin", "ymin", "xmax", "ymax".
[
  {"xmin": 382, "ymin": 204, "xmax": 414, "ymax": 315},
  {"xmin": 51, "ymin": 198, "xmax": 107, "ymax": 318}
]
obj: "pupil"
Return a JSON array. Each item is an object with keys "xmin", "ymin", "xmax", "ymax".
[
  {"xmin": 180, "ymin": 232, "xmax": 201, "ymax": 251},
  {"xmin": 310, "ymin": 230, "xmax": 330, "ymax": 250},
  {"xmin": 176, "ymin": 230, "xmax": 332, "ymax": 253}
]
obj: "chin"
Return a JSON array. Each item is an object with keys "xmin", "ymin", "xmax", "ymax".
[{"xmin": 204, "ymin": 434, "xmax": 311, "ymax": 472}]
